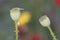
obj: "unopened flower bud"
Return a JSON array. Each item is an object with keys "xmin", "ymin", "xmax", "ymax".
[{"xmin": 39, "ymin": 15, "xmax": 50, "ymax": 27}]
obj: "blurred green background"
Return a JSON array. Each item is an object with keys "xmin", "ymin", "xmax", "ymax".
[{"xmin": 0, "ymin": 0, "xmax": 60, "ymax": 40}]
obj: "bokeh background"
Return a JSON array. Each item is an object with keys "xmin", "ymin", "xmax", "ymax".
[{"xmin": 0, "ymin": 0, "xmax": 60, "ymax": 40}]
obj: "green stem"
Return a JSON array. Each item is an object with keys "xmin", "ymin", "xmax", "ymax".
[
  {"xmin": 47, "ymin": 26, "xmax": 57, "ymax": 40},
  {"xmin": 15, "ymin": 22, "xmax": 18, "ymax": 40}
]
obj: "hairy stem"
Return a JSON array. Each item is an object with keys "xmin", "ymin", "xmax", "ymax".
[
  {"xmin": 47, "ymin": 26, "xmax": 57, "ymax": 40},
  {"xmin": 15, "ymin": 22, "xmax": 18, "ymax": 40}
]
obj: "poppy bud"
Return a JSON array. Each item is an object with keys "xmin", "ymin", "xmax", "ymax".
[
  {"xmin": 10, "ymin": 7, "xmax": 24, "ymax": 21},
  {"xmin": 39, "ymin": 15, "xmax": 50, "ymax": 27}
]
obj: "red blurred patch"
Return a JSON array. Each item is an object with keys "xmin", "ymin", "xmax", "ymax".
[
  {"xmin": 18, "ymin": 27, "xmax": 24, "ymax": 36},
  {"xmin": 18, "ymin": 26, "xmax": 28, "ymax": 37},
  {"xmin": 54, "ymin": 0, "xmax": 60, "ymax": 6},
  {"xmin": 31, "ymin": 33, "xmax": 42, "ymax": 40}
]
